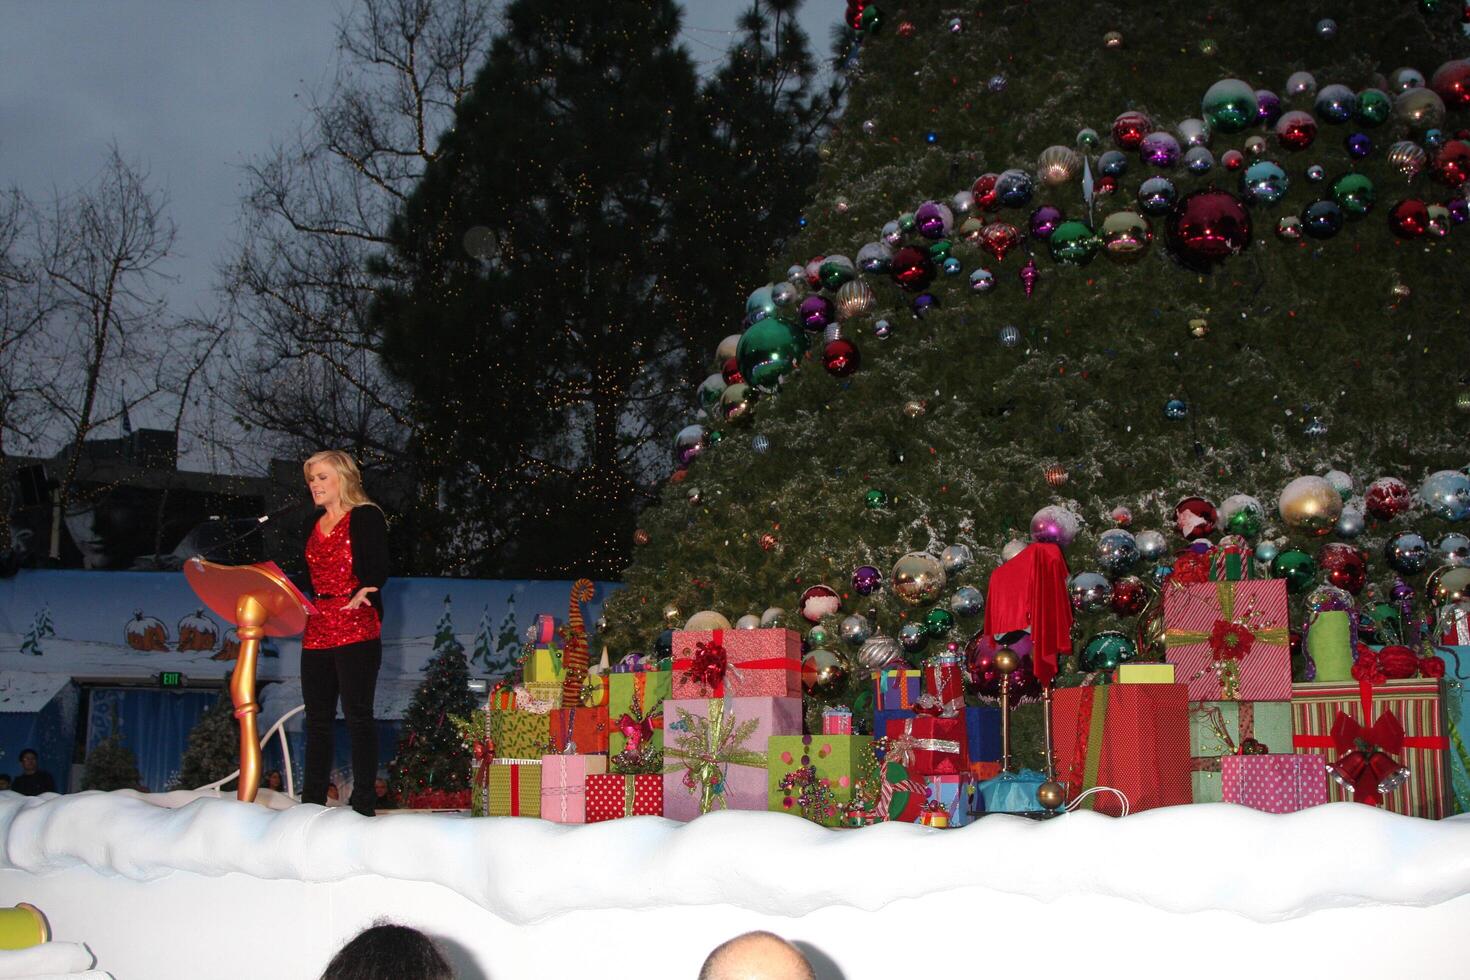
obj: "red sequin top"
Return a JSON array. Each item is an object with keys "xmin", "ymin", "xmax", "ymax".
[{"xmin": 303, "ymin": 509, "xmax": 381, "ymax": 649}]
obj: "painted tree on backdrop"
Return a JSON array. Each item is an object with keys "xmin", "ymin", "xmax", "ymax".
[
  {"xmin": 600, "ymin": 2, "xmax": 1470, "ymax": 761},
  {"xmin": 391, "ymin": 596, "xmax": 476, "ymax": 802},
  {"xmin": 372, "ymin": 0, "xmax": 838, "ymax": 579},
  {"xmin": 173, "ymin": 690, "xmax": 240, "ymax": 791}
]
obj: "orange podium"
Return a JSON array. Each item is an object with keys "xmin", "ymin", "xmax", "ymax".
[{"xmin": 184, "ymin": 559, "xmax": 314, "ymax": 802}]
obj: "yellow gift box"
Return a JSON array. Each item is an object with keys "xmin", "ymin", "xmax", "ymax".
[
  {"xmin": 524, "ymin": 645, "xmax": 566, "ymax": 684},
  {"xmin": 1118, "ymin": 663, "xmax": 1176, "ymax": 684}
]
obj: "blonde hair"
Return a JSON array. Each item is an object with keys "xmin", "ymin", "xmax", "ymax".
[{"xmin": 303, "ymin": 449, "xmax": 379, "ymax": 511}]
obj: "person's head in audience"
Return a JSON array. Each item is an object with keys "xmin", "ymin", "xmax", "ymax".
[
  {"xmin": 698, "ymin": 931, "xmax": 816, "ymax": 980},
  {"xmin": 19, "ymin": 750, "xmax": 38, "ymax": 775},
  {"xmin": 374, "ymin": 777, "xmax": 390, "ymax": 798},
  {"xmin": 321, "ymin": 922, "xmax": 453, "ymax": 980},
  {"xmin": 264, "ymin": 769, "xmax": 284, "ymax": 791},
  {"xmin": 0, "ymin": 774, "xmax": 10, "ymax": 791},
  {"xmin": 326, "ymin": 782, "xmax": 340, "ymax": 802}
]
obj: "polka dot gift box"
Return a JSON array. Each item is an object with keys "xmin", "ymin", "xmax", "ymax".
[
  {"xmin": 1219, "ymin": 754, "xmax": 1328, "ymax": 814},
  {"xmin": 766, "ymin": 734, "xmax": 871, "ymax": 827}
]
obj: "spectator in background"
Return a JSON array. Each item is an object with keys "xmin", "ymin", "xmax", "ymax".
[
  {"xmin": 263, "ymin": 769, "xmax": 285, "ymax": 793},
  {"xmin": 0, "ymin": 774, "xmax": 11, "ymax": 791},
  {"xmin": 698, "ymin": 931, "xmax": 817, "ymax": 980},
  {"xmin": 373, "ymin": 777, "xmax": 397, "ymax": 811},
  {"xmin": 11, "ymin": 749, "xmax": 56, "ymax": 796},
  {"xmin": 325, "ymin": 782, "xmax": 345, "ymax": 807},
  {"xmin": 320, "ymin": 922, "xmax": 453, "ymax": 980}
]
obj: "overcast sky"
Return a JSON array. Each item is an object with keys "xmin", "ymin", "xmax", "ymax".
[{"xmin": 0, "ymin": 0, "xmax": 837, "ymax": 320}]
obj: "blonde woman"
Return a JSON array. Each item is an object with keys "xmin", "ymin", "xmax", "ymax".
[{"xmin": 300, "ymin": 450, "xmax": 388, "ymax": 816}]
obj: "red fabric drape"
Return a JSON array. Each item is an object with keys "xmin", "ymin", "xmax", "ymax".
[{"xmin": 982, "ymin": 542, "xmax": 1073, "ymax": 686}]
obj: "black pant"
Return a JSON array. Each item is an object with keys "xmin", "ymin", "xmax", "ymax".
[{"xmin": 301, "ymin": 638, "xmax": 381, "ymax": 815}]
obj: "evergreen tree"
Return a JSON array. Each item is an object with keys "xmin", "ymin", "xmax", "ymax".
[
  {"xmin": 484, "ymin": 596, "xmax": 520, "ymax": 680},
  {"xmin": 20, "ymin": 606, "xmax": 53, "ymax": 656},
  {"xmin": 172, "ymin": 690, "xmax": 240, "ymax": 791},
  {"xmin": 83, "ymin": 734, "xmax": 142, "ymax": 792},
  {"xmin": 602, "ymin": 4, "xmax": 1470, "ymax": 763},
  {"xmin": 469, "ymin": 603, "xmax": 494, "ymax": 672},
  {"xmin": 390, "ymin": 596, "xmax": 476, "ymax": 800},
  {"xmin": 373, "ymin": 0, "xmax": 833, "ymax": 579}
]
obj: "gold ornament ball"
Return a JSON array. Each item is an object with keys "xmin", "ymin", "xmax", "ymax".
[
  {"xmin": 1188, "ymin": 317, "xmax": 1210, "ymax": 338},
  {"xmin": 1103, "ymin": 30, "xmax": 1123, "ymax": 49},
  {"xmin": 992, "ymin": 647, "xmax": 1020, "ymax": 673},
  {"xmin": 1037, "ymin": 145, "xmax": 1082, "ymax": 186},
  {"xmin": 1278, "ymin": 475, "xmax": 1344, "ymax": 536},
  {"xmin": 633, "ymin": 528, "xmax": 651, "ymax": 546},
  {"xmin": 1036, "ymin": 780, "xmax": 1066, "ymax": 810},
  {"xmin": 1394, "ymin": 87, "xmax": 1446, "ymax": 130},
  {"xmin": 818, "ymin": 144, "xmax": 833, "ymax": 161},
  {"xmin": 715, "ymin": 333, "xmax": 741, "ymax": 362},
  {"xmin": 903, "ymin": 399, "xmax": 928, "ymax": 418},
  {"xmin": 835, "ymin": 197, "xmax": 850, "ymax": 214},
  {"xmin": 1388, "ymin": 141, "xmax": 1427, "ymax": 179},
  {"xmin": 835, "ymin": 279, "xmax": 876, "ymax": 320},
  {"xmin": 892, "ymin": 551, "xmax": 948, "ymax": 605},
  {"xmin": 1456, "ymin": 392, "xmax": 1470, "ymax": 414},
  {"xmin": 802, "ymin": 648, "xmax": 851, "ymax": 696},
  {"xmin": 1244, "ymin": 135, "xmax": 1268, "ymax": 157},
  {"xmin": 1044, "ymin": 463, "xmax": 1069, "ymax": 487},
  {"xmin": 1198, "ymin": 37, "xmax": 1219, "ymax": 57},
  {"xmin": 1391, "ymin": 283, "xmax": 1411, "ymax": 301},
  {"xmin": 684, "ymin": 610, "xmax": 732, "ymax": 631},
  {"xmin": 1433, "ymin": 567, "xmax": 1470, "ymax": 605},
  {"xmin": 1099, "ymin": 210, "xmax": 1152, "ymax": 262},
  {"xmin": 662, "ymin": 603, "xmax": 683, "ymax": 625}
]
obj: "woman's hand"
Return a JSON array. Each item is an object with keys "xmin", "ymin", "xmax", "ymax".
[{"xmin": 343, "ymin": 586, "xmax": 379, "ymax": 611}]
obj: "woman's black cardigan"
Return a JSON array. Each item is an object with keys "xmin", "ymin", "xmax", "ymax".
[{"xmin": 300, "ymin": 505, "xmax": 388, "ymax": 620}]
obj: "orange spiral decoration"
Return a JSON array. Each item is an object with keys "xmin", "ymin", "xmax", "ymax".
[{"xmin": 560, "ymin": 579, "xmax": 596, "ymax": 708}]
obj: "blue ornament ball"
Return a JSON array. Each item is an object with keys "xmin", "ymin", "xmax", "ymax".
[
  {"xmin": 1164, "ymin": 398, "xmax": 1189, "ymax": 419},
  {"xmin": 1345, "ymin": 133, "xmax": 1373, "ymax": 159}
]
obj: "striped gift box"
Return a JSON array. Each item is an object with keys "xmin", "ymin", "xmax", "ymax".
[
  {"xmin": 1164, "ymin": 580, "xmax": 1291, "ymax": 701},
  {"xmin": 1291, "ymin": 679, "xmax": 1450, "ymax": 819},
  {"xmin": 486, "ymin": 760, "xmax": 542, "ymax": 818}
]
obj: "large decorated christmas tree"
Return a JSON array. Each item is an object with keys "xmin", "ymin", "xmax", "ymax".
[{"xmin": 601, "ymin": 1, "xmax": 1470, "ymax": 764}]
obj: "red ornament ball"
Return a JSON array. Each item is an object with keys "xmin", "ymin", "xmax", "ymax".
[
  {"xmin": 1365, "ymin": 476, "xmax": 1412, "ymax": 519},
  {"xmin": 1112, "ymin": 111, "xmax": 1151, "ymax": 150},
  {"xmin": 1430, "ymin": 59, "xmax": 1470, "ymax": 110},
  {"xmin": 822, "ymin": 338, "xmax": 861, "ymax": 377},
  {"xmin": 897, "ymin": 20, "xmax": 916, "ymax": 38},
  {"xmin": 1430, "ymin": 140, "xmax": 1470, "ymax": 188},
  {"xmin": 1376, "ymin": 645, "xmax": 1422, "ymax": 679},
  {"xmin": 759, "ymin": 533, "xmax": 778, "ymax": 551},
  {"xmin": 1317, "ymin": 542, "xmax": 1367, "ymax": 595},
  {"xmin": 1388, "ymin": 199, "xmax": 1430, "ymax": 238},
  {"xmin": 1221, "ymin": 149, "xmax": 1245, "ymax": 171},
  {"xmin": 972, "ymin": 173, "xmax": 1001, "ymax": 211},
  {"xmin": 633, "ymin": 528, "xmax": 651, "ymax": 546},
  {"xmin": 1166, "ymin": 189, "xmax": 1251, "ymax": 267},
  {"xmin": 979, "ymin": 222, "xmax": 1023, "ymax": 261},
  {"xmin": 721, "ymin": 356, "xmax": 744, "ymax": 385},
  {"xmin": 1175, "ymin": 496, "xmax": 1219, "ymax": 539},
  {"xmin": 1095, "ymin": 174, "xmax": 1119, "ymax": 196},
  {"xmin": 1110, "ymin": 575, "xmax": 1148, "ymax": 616},
  {"xmin": 798, "ymin": 584, "xmax": 842, "ymax": 622},
  {"xmin": 890, "ymin": 246, "xmax": 935, "ymax": 291},
  {"xmin": 1044, "ymin": 463, "xmax": 1069, "ymax": 487},
  {"xmin": 1275, "ymin": 110, "xmax": 1317, "ymax": 151}
]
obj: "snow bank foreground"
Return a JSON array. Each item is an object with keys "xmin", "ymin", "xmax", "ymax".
[{"xmin": 1, "ymin": 791, "xmax": 1469, "ymax": 979}]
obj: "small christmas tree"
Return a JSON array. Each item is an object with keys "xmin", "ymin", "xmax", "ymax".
[
  {"xmin": 172, "ymin": 690, "xmax": 240, "ymax": 791},
  {"xmin": 83, "ymin": 714, "xmax": 142, "ymax": 792},
  {"xmin": 390, "ymin": 596, "xmax": 477, "ymax": 803},
  {"xmin": 20, "ymin": 606, "xmax": 54, "ymax": 656}
]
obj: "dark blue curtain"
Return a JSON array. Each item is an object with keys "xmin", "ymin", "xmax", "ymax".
[
  {"xmin": 0, "ymin": 690, "xmax": 75, "ymax": 792},
  {"xmin": 274, "ymin": 721, "xmax": 399, "ymax": 796},
  {"xmin": 85, "ymin": 688, "xmax": 217, "ymax": 792}
]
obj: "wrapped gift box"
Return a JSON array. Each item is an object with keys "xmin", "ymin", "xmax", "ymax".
[
  {"xmin": 1189, "ymin": 700, "xmax": 1293, "ymax": 804},
  {"xmin": 548, "ymin": 705, "xmax": 610, "ymax": 754},
  {"xmin": 916, "ymin": 773, "xmax": 975, "ymax": 828},
  {"xmin": 1291, "ymin": 678, "xmax": 1450, "ymax": 819},
  {"xmin": 585, "ymin": 773, "xmax": 662, "ymax": 822},
  {"xmin": 1164, "ymin": 579, "xmax": 1291, "ymax": 701},
  {"xmin": 608, "ymin": 669, "xmax": 671, "ymax": 756},
  {"xmin": 1052, "ymin": 683, "xmax": 1191, "ymax": 816},
  {"xmin": 486, "ymin": 760, "xmax": 542, "ymax": 817},
  {"xmin": 489, "ymin": 709, "xmax": 552, "ymax": 759},
  {"xmin": 883, "ymin": 714, "xmax": 967, "ymax": 777},
  {"xmin": 875, "ymin": 706, "xmax": 1001, "ymax": 778},
  {"xmin": 767, "ymin": 734, "xmax": 871, "ymax": 826},
  {"xmin": 670, "ymin": 628, "xmax": 802, "ymax": 699},
  {"xmin": 524, "ymin": 614, "xmax": 565, "ymax": 684},
  {"xmin": 1118, "ymin": 664, "xmax": 1176, "ymax": 685},
  {"xmin": 1220, "ymin": 753, "xmax": 1327, "ymax": 813},
  {"xmin": 871, "ymin": 668, "xmax": 922, "ymax": 711},
  {"xmin": 822, "ymin": 706, "xmax": 854, "ymax": 735},
  {"xmin": 662, "ymin": 695, "xmax": 802, "ymax": 820},
  {"xmin": 1432, "ymin": 646, "xmax": 1469, "ymax": 815},
  {"xmin": 922, "ymin": 655, "xmax": 965, "ymax": 714},
  {"xmin": 540, "ymin": 753, "xmax": 608, "ymax": 824}
]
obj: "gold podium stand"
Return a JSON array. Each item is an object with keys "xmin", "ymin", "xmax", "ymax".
[{"xmin": 184, "ymin": 559, "xmax": 313, "ymax": 802}]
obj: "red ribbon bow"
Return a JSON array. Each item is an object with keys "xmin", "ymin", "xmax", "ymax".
[
  {"xmin": 616, "ymin": 712, "xmax": 655, "ymax": 753},
  {"xmin": 1208, "ymin": 619, "xmax": 1255, "ymax": 663},
  {"xmin": 1327, "ymin": 709, "xmax": 1408, "ymax": 806},
  {"xmin": 1172, "ymin": 550, "xmax": 1212, "ymax": 584},
  {"xmin": 683, "ymin": 640, "xmax": 729, "ymax": 696}
]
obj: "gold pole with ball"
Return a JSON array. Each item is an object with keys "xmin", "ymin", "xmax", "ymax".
[
  {"xmin": 993, "ymin": 647, "xmax": 1017, "ymax": 773},
  {"xmin": 1036, "ymin": 683, "xmax": 1065, "ymax": 811}
]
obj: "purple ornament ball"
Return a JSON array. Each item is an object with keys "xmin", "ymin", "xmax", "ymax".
[
  {"xmin": 799, "ymin": 294, "xmax": 834, "ymax": 331},
  {"xmin": 852, "ymin": 565, "xmax": 883, "ymax": 595},
  {"xmin": 1255, "ymin": 89, "xmax": 1283, "ymax": 126},
  {"xmin": 1029, "ymin": 204, "xmax": 1065, "ymax": 238}
]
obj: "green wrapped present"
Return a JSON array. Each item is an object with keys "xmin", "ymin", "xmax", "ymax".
[
  {"xmin": 1189, "ymin": 700, "xmax": 1292, "ymax": 803},
  {"xmin": 486, "ymin": 760, "xmax": 542, "ymax": 817},
  {"xmin": 767, "ymin": 734, "xmax": 871, "ymax": 826},
  {"xmin": 489, "ymin": 709, "xmax": 552, "ymax": 759},
  {"xmin": 608, "ymin": 670, "xmax": 671, "ymax": 756}
]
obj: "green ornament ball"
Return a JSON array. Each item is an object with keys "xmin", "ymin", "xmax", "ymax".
[
  {"xmin": 1078, "ymin": 630, "xmax": 1139, "ymax": 671},
  {"xmin": 1201, "ymin": 79, "xmax": 1259, "ymax": 133},
  {"xmin": 1271, "ymin": 548, "xmax": 1318, "ymax": 593},
  {"xmin": 1077, "ymin": 127, "xmax": 1101, "ymax": 151},
  {"xmin": 1331, "ymin": 173, "xmax": 1375, "ymax": 217},
  {"xmin": 865, "ymin": 488, "xmax": 889, "ymax": 510},
  {"xmin": 737, "ymin": 318, "xmax": 804, "ymax": 392},
  {"xmin": 1226, "ymin": 507, "xmax": 1262, "ymax": 538},
  {"xmin": 1048, "ymin": 220, "xmax": 1099, "ymax": 265},
  {"xmin": 1356, "ymin": 88, "xmax": 1392, "ymax": 126},
  {"xmin": 898, "ymin": 212, "xmax": 916, "ymax": 232},
  {"xmin": 809, "ymin": 624, "xmax": 831, "ymax": 647},
  {"xmin": 923, "ymin": 608, "xmax": 955, "ymax": 637}
]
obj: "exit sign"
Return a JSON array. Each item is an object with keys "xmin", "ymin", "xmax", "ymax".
[{"xmin": 159, "ymin": 671, "xmax": 185, "ymax": 688}]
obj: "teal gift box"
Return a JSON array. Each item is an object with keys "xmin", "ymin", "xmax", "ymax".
[
  {"xmin": 1434, "ymin": 645, "xmax": 1470, "ymax": 815},
  {"xmin": 973, "ymin": 769, "xmax": 1048, "ymax": 815}
]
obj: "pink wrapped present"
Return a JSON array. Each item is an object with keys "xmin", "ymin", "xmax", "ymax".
[
  {"xmin": 662, "ymin": 696, "xmax": 802, "ymax": 820},
  {"xmin": 540, "ymin": 753, "xmax": 608, "ymax": 824},
  {"xmin": 1163, "ymin": 579, "xmax": 1291, "ymax": 701},
  {"xmin": 822, "ymin": 706, "xmax": 854, "ymax": 735},
  {"xmin": 1220, "ymin": 753, "xmax": 1328, "ymax": 813},
  {"xmin": 670, "ymin": 628, "xmax": 803, "ymax": 699}
]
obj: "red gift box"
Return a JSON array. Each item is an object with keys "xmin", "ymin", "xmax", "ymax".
[
  {"xmin": 1220, "ymin": 753, "xmax": 1328, "ymax": 813},
  {"xmin": 585, "ymin": 773, "xmax": 663, "ymax": 822},
  {"xmin": 548, "ymin": 705, "xmax": 610, "ymax": 754},
  {"xmin": 1163, "ymin": 579, "xmax": 1292, "ymax": 701},
  {"xmin": 1051, "ymin": 683, "xmax": 1192, "ymax": 816},
  {"xmin": 883, "ymin": 714, "xmax": 967, "ymax": 776},
  {"xmin": 921, "ymin": 655, "xmax": 965, "ymax": 715},
  {"xmin": 671, "ymin": 628, "xmax": 802, "ymax": 699}
]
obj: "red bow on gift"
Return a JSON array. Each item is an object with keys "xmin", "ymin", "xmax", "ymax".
[
  {"xmin": 683, "ymin": 640, "xmax": 728, "ymax": 694},
  {"xmin": 617, "ymin": 712, "xmax": 654, "ymax": 753},
  {"xmin": 1208, "ymin": 619, "xmax": 1255, "ymax": 663},
  {"xmin": 1326, "ymin": 709, "xmax": 1409, "ymax": 806},
  {"xmin": 1172, "ymin": 550, "xmax": 1212, "ymax": 584}
]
